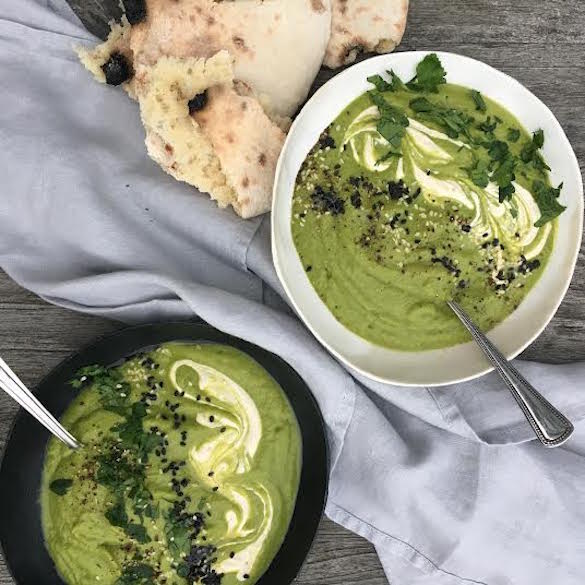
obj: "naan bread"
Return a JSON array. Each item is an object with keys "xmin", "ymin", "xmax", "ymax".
[
  {"xmin": 76, "ymin": 0, "xmax": 410, "ymax": 218},
  {"xmin": 138, "ymin": 51, "xmax": 285, "ymax": 218},
  {"xmin": 193, "ymin": 84, "xmax": 286, "ymax": 218},
  {"xmin": 324, "ymin": 0, "xmax": 409, "ymax": 68},
  {"xmin": 130, "ymin": 0, "xmax": 331, "ymax": 120}
]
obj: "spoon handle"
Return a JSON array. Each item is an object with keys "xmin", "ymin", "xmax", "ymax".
[
  {"xmin": 0, "ymin": 357, "xmax": 81, "ymax": 450},
  {"xmin": 447, "ymin": 301, "xmax": 574, "ymax": 448}
]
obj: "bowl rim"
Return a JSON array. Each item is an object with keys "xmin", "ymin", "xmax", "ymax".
[
  {"xmin": 272, "ymin": 50, "xmax": 584, "ymax": 387},
  {"xmin": 0, "ymin": 321, "xmax": 329, "ymax": 585}
]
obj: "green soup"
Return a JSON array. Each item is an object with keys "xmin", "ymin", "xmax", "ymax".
[
  {"xmin": 292, "ymin": 65, "xmax": 562, "ymax": 351},
  {"xmin": 41, "ymin": 343, "xmax": 302, "ymax": 585}
]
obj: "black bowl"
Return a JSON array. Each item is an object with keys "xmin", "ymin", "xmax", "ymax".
[{"xmin": 0, "ymin": 321, "xmax": 329, "ymax": 584}]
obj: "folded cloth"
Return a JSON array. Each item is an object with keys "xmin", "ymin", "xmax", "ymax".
[{"xmin": 1, "ymin": 2, "xmax": 585, "ymax": 584}]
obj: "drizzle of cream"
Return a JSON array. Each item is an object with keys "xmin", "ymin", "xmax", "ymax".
[
  {"xmin": 342, "ymin": 104, "xmax": 551, "ymax": 259},
  {"xmin": 169, "ymin": 360, "xmax": 274, "ymax": 581}
]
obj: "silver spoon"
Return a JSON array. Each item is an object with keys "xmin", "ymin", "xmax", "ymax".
[
  {"xmin": 0, "ymin": 356, "xmax": 81, "ymax": 449},
  {"xmin": 447, "ymin": 301, "xmax": 574, "ymax": 448}
]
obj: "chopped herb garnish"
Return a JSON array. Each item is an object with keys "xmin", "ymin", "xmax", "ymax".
[
  {"xmin": 520, "ymin": 129, "xmax": 545, "ymax": 163},
  {"xmin": 369, "ymin": 91, "xmax": 409, "ymax": 149},
  {"xmin": 409, "ymin": 96, "xmax": 434, "ymax": 113},
  {"xmin": 470, "ymin": 90, "xmax": 487, "ymax": 112},
  {"xmin": 487, "ymin": 140, "xmax": 509, "ymax": 162},
  {"xmin": 115, "ymin": 563, "xmax": 155, "ymax": 585},
  {"xmin": 507, "ymin": 128, "xmax": 521, "ymax": 142},
  {"xmin": 491, "ymin": 156, "xmax": 517, "ymax": 202},
  {"xmin": 49, "ymin": 478, "xmax": 73, "ymax": 496},
  {"xmin": 70, "ymin": 364, "xmax": 130, "ymax": 415},
  {"xmin": 406, "ymin": 53, "xmax": 446, "ymax": 93},
  {"xmin": 478, "ymin": 116, "xmax": 498, "ymax": 134},
  {"xmin": 467, "ymin": 158, "xmax": 490, "ymax": 188},
  {"xmin": 409, "ymin": 97, "xmax": 472, "ymax": 139},
  {"xmin": 112, "ymin": 401, "xmax": 162, "ymax": 460},
  {"xmin": 125, "ymin": 523, "xmax": 151, "ymax": 544},
  {"xmin": 532, "ymin": 181, "xmax": 566, "ymax": 226},
  {"xmin": 105, "ymin": 499, "xmax": 129, "ymax": 528},
  {"xmin": 367, "ymin": 70, "xmax": 405, "ymax": 92}
]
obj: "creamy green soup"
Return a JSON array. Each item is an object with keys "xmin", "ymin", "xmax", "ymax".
[
  {"xmin": 292, "ymin": 55, "xmax": 565, "ymax": 351},
  {"xmin": 41, "ymin": 343, "xmax": 301, "ymax": 585}
]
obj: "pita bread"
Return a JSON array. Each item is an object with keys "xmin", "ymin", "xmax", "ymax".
[
  {"xmin": 324, "ymin": 0, "xmax": 409, "ymax": 68},
  {"xmin": 136, "ymin": 51, "xmax": 284, "ymax": 218},
  {"xmin": 193, "ymin": 85, "xmax": 286, "ymax": 218},
  {"xmin": 130, "ymin": 0, "xmax": 331, "ymax": 120},
  {"xmin": 77, "ymin": 19, "xmax": 133, "ymax": 84}
]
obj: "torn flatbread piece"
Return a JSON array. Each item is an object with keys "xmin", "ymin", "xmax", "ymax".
[
  {"xmin": 324, "ymin": 0, "xmax": 409, "ymax": 68},
  {"xmin": 130, "ymin": 0, "xmax": 331, "ymax": 120},
  {"xmin": 137, "ymin": 51, "xmax": 284, "ymax": 218},
  {"xmin": 193, "ymin": 85, "xmax": 286, "ymax": 218}
]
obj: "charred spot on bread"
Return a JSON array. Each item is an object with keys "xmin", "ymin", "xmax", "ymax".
[
  {"xmin": 122, "ymin": 0, "xmax": 147, "ymax": 25},
  {"xmin": 188, "ymin": 91, "xmax": 209, "ymax": 114},
  {"xmin": 101, "ymin": 53, "xmax": 132, "ymax": 86}
]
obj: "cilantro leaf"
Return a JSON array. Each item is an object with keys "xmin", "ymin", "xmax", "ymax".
[
  {"xmin": 507, "ymin": 128, "xmax": 521, "ymax": 142},
  {"xmin": 407, "ymin": 53, "xmax": 446, "ymax": 93},
  {"xmin": 491, "ymin": 156, "xmax": 517, "ymax": 202},
  {"xmin": 467, "ymin": 159, "xmax": 489, "ymax": 188},
  {"xmin": 129, "ymin": 483, "xmax": 157, "ymax": 520},
  {"xmin": 71, "ymin": 364, "xmax": 130, "ymax": 414},
  {"xmin": 409, "ymin": 97, "xmax": 472, "ymax": 139},
  {"xmin": 487, "ymin": 140, "xmax": 509, "ymax": 162},
  {"xmin": 116, "ymin": 563, "xmax": 154, "ymax": 585},
  {"xmin": 532, "ymin": 153, "xmax": 551, "ymax": 172},
  {"xmin": 367, "ymin": 70, "xmax": 405, "ymax": 92},
  {"xmin": 367, "ymin": 74, "xmax": 392, "ymax": 92},
  {"xmin": 533, "ymin": 129, "xmax": 544, "ymax": 149},
  {"xmin": 369, "ymin": 91, "xmax": 409, "ymax": 149},
  {"xmin": 498, "ymin": 183, "xmax": 516, "ymax": 201},
  {"xmin": 49, "ymin": 478, "xmax": 73, "ymax": 496},
  {"xmin": 125, "ymin": 523, "xmax": 151, "ymax": 543},
  {"xmin": 520, "ymin": 129, "xmax": 545, "ymax": 163},
  {"xmin": 532, "ymin": 181, "xmax": 566, "ymax": 227},
  {"xmin": 470, "ymin": 90, "xmax": 487, "ymax": 112},
  {"xmin": 388, "ymin": 70, "xmax": 406, "ymax": 91},
  {"xmin": 409, "ymin": 97, "xmax": 434, "ymax": 112},
  {"xmin": 112, "ymin": 402, "xmax": 161, "ymax": 459},
  {"xmin": 105, "ymin": 499, "xmax": 129, "ymax": 528},
  {"xmin": 478, "ymin": 116, "xmax": 498, "ymax": 134},
  {"xmin": 377, "ymin": 119, "xmax": 407, "ymax": 147}
]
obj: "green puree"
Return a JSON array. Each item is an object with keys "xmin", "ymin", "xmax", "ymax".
[
  {"xmin": 41, "ymin": 343, "xmax": 301, "ymax": 585},
  {"xmin": 291, "ymin": 55, "xmax": 565, "ymax": 351}
]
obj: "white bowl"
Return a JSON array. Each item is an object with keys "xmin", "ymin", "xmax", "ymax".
[{"xmin": 272, "ymin": 51, "xmax": 583, "ymax": 386}]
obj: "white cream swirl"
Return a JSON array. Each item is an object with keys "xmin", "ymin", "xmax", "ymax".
[
  {"xmin": 169, "ymin": 360, "xmax": 273, "ymax": 581},
  {"xmin": 342, "ymin": 104, "xmax": 551, "ymax": 259}
]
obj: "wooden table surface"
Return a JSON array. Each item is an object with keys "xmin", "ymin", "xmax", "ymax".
[{"xmin": 1, "ymin": 0, "xmax": 584, "ymax": 583}]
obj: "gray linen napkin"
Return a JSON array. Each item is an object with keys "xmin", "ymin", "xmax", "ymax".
[{"xmin": 1, "ymin": 2, "xmax": 585, "ymax": 583}]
